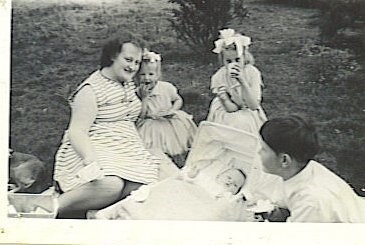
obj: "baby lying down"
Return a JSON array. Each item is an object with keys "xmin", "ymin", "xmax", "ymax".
[
  {"xmin": 95, "ymin": 164, "xmax": 253, "ymax": 221},
  {"xmin": 184, "ymin": 165, "xmax": 246, "ymax": 197}
]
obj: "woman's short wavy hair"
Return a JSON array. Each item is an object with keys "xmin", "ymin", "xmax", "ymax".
[{"xmin": 100, "ymin": 35, "xmax": 144, "ymax": 68}]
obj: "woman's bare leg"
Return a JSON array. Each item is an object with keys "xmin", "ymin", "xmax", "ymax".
[
  {"xmin": 57, "ymin": 176, "xmax": 124, "ymax": 217},
  {"xmin": 120, "ymin": 180, "xmax": 143, "ymax": 199}
]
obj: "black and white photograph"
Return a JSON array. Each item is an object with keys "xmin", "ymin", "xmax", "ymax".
[{"xmin": 1, "ymin": 0, "xmax": 365, "ymax": 243}]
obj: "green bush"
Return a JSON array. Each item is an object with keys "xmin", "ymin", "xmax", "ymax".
[
  {"xmin": 264, "ymin": 0, "xmax": 365, "ymax": 43},
  {"xmin": 319, "ymin": 0, "xmax": 365, "ymax": 39},
  {"xmin": 263, "ymin": 0, "xmax": 324, "ymax": 8},
  {"xmin": 168, "ymin": 0, "xmax": 248, "ymax": 61}
]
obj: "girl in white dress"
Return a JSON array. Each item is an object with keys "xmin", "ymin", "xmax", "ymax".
[
  {"xmin": 136, "ymin": 50, "xmax": 197, "ymax": 162},
  {"xmin": 207, "ymin": 28, "xmax": 267, "ymax": 134}
]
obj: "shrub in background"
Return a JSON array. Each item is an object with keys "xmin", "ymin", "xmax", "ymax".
[
  {"xmin": 168, "ymin": 0, "xmax": 248, "ymax": 61},
  {"xmin": 319, "ymin": 0, "xmax": 365, "ymax": 40},
  {"xmin": 264, "ymin": 0, "xmax": 365, "ymax": 44}
]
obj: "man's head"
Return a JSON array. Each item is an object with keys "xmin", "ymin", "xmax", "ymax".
[{"xmin": 258, "ymin": 115, "xmax": 319, "ymax": 180}]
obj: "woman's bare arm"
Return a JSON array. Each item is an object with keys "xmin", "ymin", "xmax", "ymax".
[{"xmin": 68, "ymin": 85, "xmax": 98, "ymax": 165}]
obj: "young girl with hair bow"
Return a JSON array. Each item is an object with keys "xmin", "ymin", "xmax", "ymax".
[
  {"xmin": 136, "ymin": 49, "xmax": 197, "ymax": 166},
  {"xmin": 207, "ymin": 28, "xmax": 267, "ymax": 134}
]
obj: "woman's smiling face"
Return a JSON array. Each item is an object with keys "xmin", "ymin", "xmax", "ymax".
[{"xmin": 110, "ymin": 42, "xmax": 142, "ymax": 82}]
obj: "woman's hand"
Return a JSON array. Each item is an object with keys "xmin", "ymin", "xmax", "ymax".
[{"xmin": 76, "ymin": 161, "xmax": 104, "ymax": 183}]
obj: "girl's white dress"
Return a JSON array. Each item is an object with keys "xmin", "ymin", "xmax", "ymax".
[
  {"xmin": 53, "ymin": 71, "xmax": 160, "ymax": 192},
  {"xmin": 207, "ymin": 64, "xmax": 267, "ymax": 133},
  {"xmin": 136, "ymin": 81, "xmax": 197, "ymax": 156}
]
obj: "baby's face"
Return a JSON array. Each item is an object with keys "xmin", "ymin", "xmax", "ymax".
[{"xmin": 216, "ymin": 168, "xmax": 246, "ymax": 194}]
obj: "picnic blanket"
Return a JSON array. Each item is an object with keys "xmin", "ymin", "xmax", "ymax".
[{"xmin": 95, "ymin": 121, "xmax": 260, "ymax": 221}]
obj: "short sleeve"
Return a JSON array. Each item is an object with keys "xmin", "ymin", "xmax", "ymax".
[
  {"xmin": 210, "ymin": 67, "xmax": 226, "ymax": 94},
  {"xmin": 68, "ymin": 82, "xmax": 91, "ymax": 103},
  {"xmin": 162, "ymin": 81, "xmax": 180, "ymax": 101},
  {"xmin": 246, "ymin": 65, "xmax": 263, "ymax": 102},
  {"xmin": 68, "ymin": 71, "xmax": 107, "ymax": 107}
]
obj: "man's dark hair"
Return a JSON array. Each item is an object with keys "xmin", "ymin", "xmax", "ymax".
[{"xmin": 260, "ymin": 115, "xmax": 320, "ymax": 165}]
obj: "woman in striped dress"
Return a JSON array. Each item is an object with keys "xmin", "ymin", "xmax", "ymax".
[{"xmin": 53, "ymin": 38, "xmax": 160, "ymax": 218}]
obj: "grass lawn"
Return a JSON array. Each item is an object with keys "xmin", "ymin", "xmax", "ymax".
[{"xmin": 10, "ymin": 0, "xmax": 365, "ymax": 195}]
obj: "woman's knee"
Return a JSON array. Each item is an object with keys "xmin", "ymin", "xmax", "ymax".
[
  {"xmin": 93, "ymin": 175, "xmax": 125, "ymax": 195},
  {"xmin": 57, "ymin": 176, "xmax": 125, "ymax": 216},
  {"xmin": 79, "ymin": 175, "xmax": 125, "ymax": 202}
]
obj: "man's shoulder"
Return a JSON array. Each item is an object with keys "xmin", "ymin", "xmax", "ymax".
[
  {"xmin": 287, "ymin": 170, "xmax": 334, "ymax": 206},
  {"xmin": 290, "ymin": 183, "xmax": 328, "ymax": 201}
]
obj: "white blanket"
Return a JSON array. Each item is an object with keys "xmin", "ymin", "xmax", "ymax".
[
  {"xmin": 96, "ymin": 122, "xmax": 260, "ymax": 221},
  {"xmin": 96, "ymin": 176, "xmax": 253, "ymax": 221}
]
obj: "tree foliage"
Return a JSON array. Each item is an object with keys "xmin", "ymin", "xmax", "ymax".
[
  {"xmin": 168, "ymin": 0, "xmax": 248, "ymax": 60},
  {"xmin": 264, "ymin": 0, "xmax": 365, "ymax": 42}
]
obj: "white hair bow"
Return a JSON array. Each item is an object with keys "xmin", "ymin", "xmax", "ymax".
[
  {"xmin": 142, "ymin": 49, "xmax": 161, "ymax": 63},
  {"xmin": 212, "ymin": 28, "xmax": 251, "ymax": 56}
]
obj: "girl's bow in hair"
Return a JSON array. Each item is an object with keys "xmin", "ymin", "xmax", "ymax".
[
  {"xmin": 142, "ymin": 49, "xmax": 161, "ymax": 63},
  {"xmin": 212, "ymin": 28, "xmax": 251, "ymax": 56}
]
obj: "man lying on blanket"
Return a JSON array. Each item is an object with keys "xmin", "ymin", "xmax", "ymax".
[
  {"xmin": 258, "ymin": 115, "xmax": 365, "ymax": 222},
  {"xmin": 94, "ymin": 121, "xmax": 268, "ymax": 221}
]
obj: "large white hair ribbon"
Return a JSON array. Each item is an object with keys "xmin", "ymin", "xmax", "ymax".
[
  {"xmin": 142, "ymin": 48, "xmax": 161, "ymax": 63},
  {"xmin": 212, "ymin": 28, "xmax": 251, "ymax": 56}
]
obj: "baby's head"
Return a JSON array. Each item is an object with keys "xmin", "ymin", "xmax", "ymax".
[
  {"xmin": 138, "ymin": 49, "xmax": 162, "ymax": 90},
  {"xmin": 213, "ymin": 28, "xmax": 254, "ymax": 68},
  {"xmin": 216, "ymin": 168, "xmax": 246, "ymax": 195}
]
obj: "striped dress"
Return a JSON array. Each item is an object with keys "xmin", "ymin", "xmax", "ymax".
[{"xmin": 53, "ymin": 70, "xmax": 160, "ymax": 192}]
